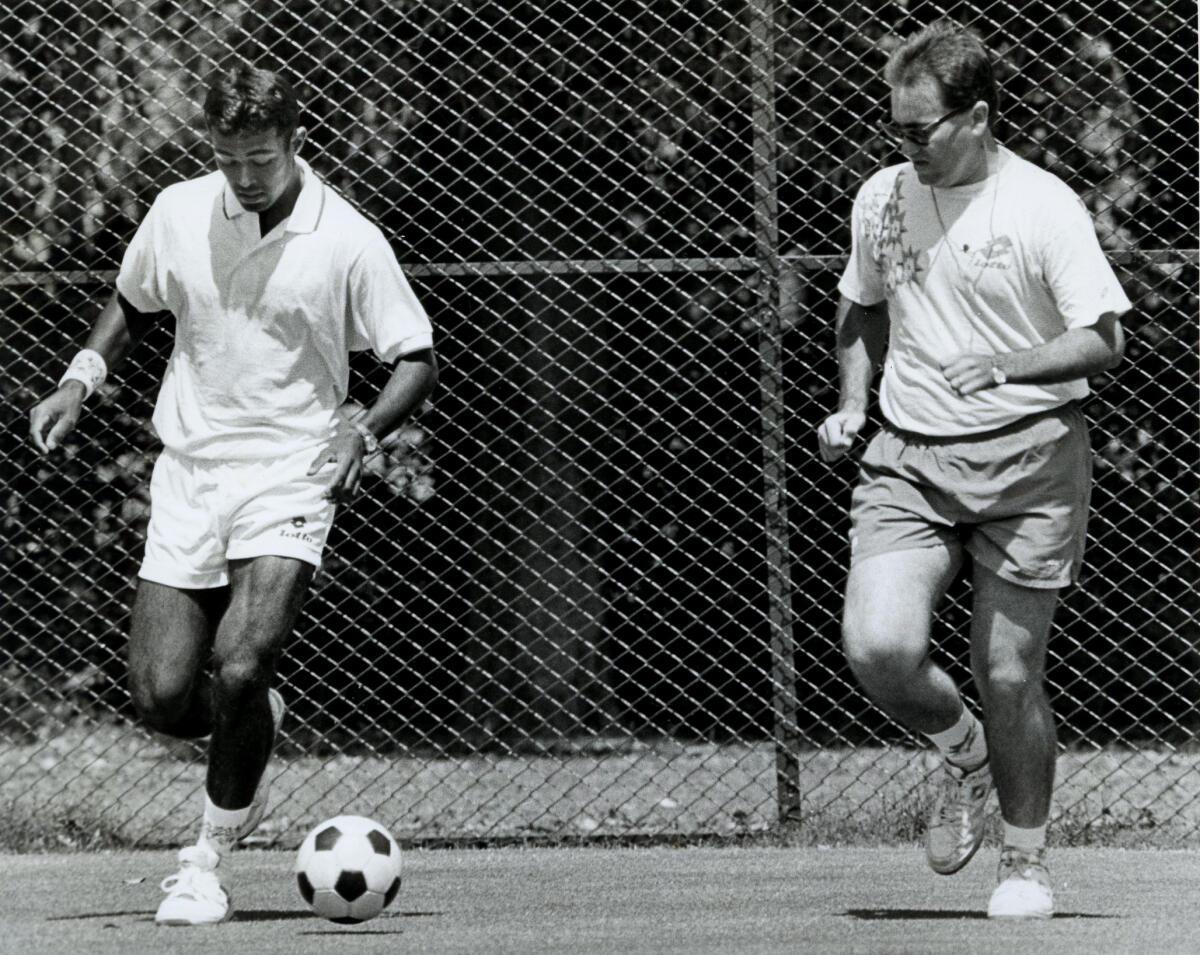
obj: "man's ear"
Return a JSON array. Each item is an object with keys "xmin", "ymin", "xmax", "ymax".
[
  {"xmin": 291, "ymin": 126, "xmax": 308, "ymax": 154},
  {"xmin": 972, "ymin": 101, "xmax": 990, "ymax": 133}
]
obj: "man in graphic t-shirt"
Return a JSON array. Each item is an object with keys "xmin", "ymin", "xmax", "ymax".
[
  {"xmin": 817, "ymin": 20, "xmax": 1130, "ymax": 919},
  {"xmin": 29, "ymin": 65, "xmax": 437, "ymax": 926}
]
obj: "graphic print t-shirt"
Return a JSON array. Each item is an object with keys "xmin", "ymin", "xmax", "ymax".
[{"xmin": 838, "ymin": 146, "xmax": 1131, "ymax": 436}]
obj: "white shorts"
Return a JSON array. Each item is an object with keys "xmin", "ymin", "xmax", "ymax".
[{"xmin": 139, "ymin": 446, "xmax": 336, "ymax": 589}]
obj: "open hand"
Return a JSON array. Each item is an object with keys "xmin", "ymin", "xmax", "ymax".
[
  {"xmin": 307, "ymin": 429, "xmax": 366, "ymax": 504},
  {"xmin": 29, "ymin": 382, "xmax": 86, "ymax": 454}
]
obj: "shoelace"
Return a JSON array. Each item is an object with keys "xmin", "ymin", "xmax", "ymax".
[
  {"xmin": 998, "ymin": 849, "xmax": 1047, "ymax": 882},
  {"xmin": 160, "ymin": 865, "xmax": 225, "ymax": 902},
  {"xmin": 160, "ymin": 848, "xmax": 224, "ymax": 902},
  {"xmin": 934, "ymin": 770, "xmax": 970, "ymax": 826}
]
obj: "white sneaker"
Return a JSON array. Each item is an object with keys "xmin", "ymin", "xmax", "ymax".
[
  {"xmin": 155, "ymin": 844, "xmax": 231, "ymax": 926},
  {"xmin": 238, "ymin": 687, "xmax": 286, "ymax": 842},
  {"xmin": 988, "ymin": 846, "xmax": 1054, "ymax": 919},
  {"xmin": 925, "ymin": 758, "xmax": 992, "ymax": 874}
]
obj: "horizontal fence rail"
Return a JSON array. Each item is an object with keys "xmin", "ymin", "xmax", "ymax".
[{"xmin": 0, "ymin": 0, "xmax": 1197, "ymax": 849}]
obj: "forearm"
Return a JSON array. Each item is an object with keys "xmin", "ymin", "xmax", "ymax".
[
  {"xmin": 996, "ymin": 315, "xmax": 1125, "ymax": 385},
  {"xmin": 357, "ymin": 349, "xmax": 438, "ymax": 438},
  {"xmin": 837, "ymin": 295, "xmax": 889, "ymax": 414},
  {"xmin": 32, "ymin": 292, "xmax": 157, "ymax": 449},
  {"xmin": 78, "ymin": 291, "xmax": 154, "ymax": 375}
]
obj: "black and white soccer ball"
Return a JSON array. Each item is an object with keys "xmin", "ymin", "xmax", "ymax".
[{"xmin": 295, "ymin": 814, "xmax": 402, "ymax": 923}]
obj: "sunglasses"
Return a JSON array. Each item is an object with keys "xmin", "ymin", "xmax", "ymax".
[{"xmin": 879, "ymin": 104, "xmax": 973, "ymax": 146}]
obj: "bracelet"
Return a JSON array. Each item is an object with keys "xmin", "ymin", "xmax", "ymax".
[{"xmin": 59, "ymin": 349, "xmax": 108, "ymax": 399}]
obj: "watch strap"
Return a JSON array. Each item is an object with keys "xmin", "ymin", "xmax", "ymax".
[{"xmin": 350, "ymin": 419, "xmax": 379, "ymax": 454}]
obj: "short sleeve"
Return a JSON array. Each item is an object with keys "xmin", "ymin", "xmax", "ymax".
[
  {"xmin": 115, "ymin": 194, "xmax": 170, "ymax": 313},
  {"xmin": 347, "ymin": 232, "xmax": 434, "ymax": 363},
  {"xmin": 1038, "ymin": 191, "xmax": 1133, "ymax": 329},
  {"xmin": 837, "ymin": 183, "xmax": 887, "ymax": 307}
]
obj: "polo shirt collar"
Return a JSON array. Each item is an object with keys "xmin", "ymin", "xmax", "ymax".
[{"xmin": 222, "ymin": 156, "xmax": 324, "ymax": 233}]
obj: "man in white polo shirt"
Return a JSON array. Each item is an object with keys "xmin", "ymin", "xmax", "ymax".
[
  {"xmin": 29, "ymin": 65, "xmax": 436, "ymax": 925},
  {"xmin": 817, "ymin": 22, "xmax": 1129, "ymax": 919}
]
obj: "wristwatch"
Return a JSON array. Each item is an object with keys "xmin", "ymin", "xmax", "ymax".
[
  {"xmin": 350, "ymin": 419, "xmax": 379, "ymax": 455},
  {"xmin": 990, "ymin": 358, "xmax": 1008, "ymax": 386}
]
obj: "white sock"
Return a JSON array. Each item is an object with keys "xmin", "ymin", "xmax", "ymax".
[
  {"xmin": 925, "ymin": 707, "xmax": 987, "ymax": 769},
  {"xmin": 1003, "ymin": 821, "xmax": 1047, "ymax": 853},
  {"xmin": 197, "ymin": 794, "xmax": 250, "ymax": 862}
]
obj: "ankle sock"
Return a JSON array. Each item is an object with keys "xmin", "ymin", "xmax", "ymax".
[
  {"xmin": 1003, "ymin": 821, "xmax": 1047, "ymax": 853},
  {"xmin": 926, "ymin": 708, "xmax": 987, "ymax": 769},
  {"xmin": 197, "ymin": 794, "xmax": 250, "ymax": 860}
]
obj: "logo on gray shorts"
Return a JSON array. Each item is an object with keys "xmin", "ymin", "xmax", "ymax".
[{"xmin": 1030, "ymin": 557, "xmax": 1067, "ymax": 579}]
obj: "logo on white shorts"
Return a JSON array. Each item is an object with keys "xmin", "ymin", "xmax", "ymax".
[{"xmin": 281, "ymin": 516, "xmax": 316, "ymax": 545}]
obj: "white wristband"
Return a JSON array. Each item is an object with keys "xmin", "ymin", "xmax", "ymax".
[{"xmin": 59, "ymin": 349, "xmax": 108, "ymax": 400}]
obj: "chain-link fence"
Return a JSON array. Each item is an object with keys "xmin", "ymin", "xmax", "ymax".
[{"xmin": 1, "ymin": 0, "xmax": 1196, "ymax": 849}]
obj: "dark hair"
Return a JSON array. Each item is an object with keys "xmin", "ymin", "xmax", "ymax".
[
  {"xmin": 885, "ymin": 20, "xmax": 998, "ymax": 126},
  {"xmin": 203, "ymin": 64, "xmax": 300, "ymax": 141}
]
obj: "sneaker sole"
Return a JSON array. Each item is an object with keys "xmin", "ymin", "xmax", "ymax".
[
  {"xmin": 927, "ymin": 832, "xmax": 987, "ymax": 876},
  {"xmin": 156, "ymin": 915, "xmax": 232, "ymax": 927}
]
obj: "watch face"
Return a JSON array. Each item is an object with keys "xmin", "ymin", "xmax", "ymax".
[{"xmin": 353, "ymin": 422, "xmax": 378, "ymax": 452}]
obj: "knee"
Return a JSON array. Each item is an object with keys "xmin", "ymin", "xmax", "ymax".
[
  {"xmin": 128, "ymin": 664, "xmax": 193, "ymax": 733},
  {"xmin": 842, "ymin": 614, "xmax": 924, "ymax": 690},
  {"xmin": 979, "ymin": 660, "xmax": 1044, "ymax": 709},
  {"xmin": 212, "ymin": 651, "xmax": 269, "ymax": 703}
]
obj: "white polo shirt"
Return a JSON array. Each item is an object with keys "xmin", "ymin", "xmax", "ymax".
[
  {"xmin": 838, "ymin": 146, "xmax": 1131, "ymax": 436},
  {"xmin": 117, "ymin": 157, "xmax": 433, "ymax": 460}
]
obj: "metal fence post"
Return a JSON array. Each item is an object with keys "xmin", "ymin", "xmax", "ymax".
[{"xmin": 749, "ymin": 0, "xmax": 802, "ymax": 826}]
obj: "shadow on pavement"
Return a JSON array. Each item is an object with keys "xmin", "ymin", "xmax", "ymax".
[
  {"xmin": 46, "ymin": 911, "xmax": 155, "ymax": 922},
  {"xmin": 48, "ymin": 908, "xmax": 442, "ymax": 923},
  {"xmin": 845, "ymin": 909, "xmax": 1119, "ymax": 921},
  {"xmin": 237, "ymin": 909, "xmax": 444, "ymax": 922}
]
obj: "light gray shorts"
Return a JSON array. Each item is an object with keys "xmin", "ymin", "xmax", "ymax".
[{"xmin": 848, "ymin": 403, "xmax": 1092, "ymax": 589}]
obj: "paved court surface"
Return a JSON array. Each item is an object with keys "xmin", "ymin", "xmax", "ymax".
[{"xmin": 3, "ymin": 846, "xmax": 1198, "ymax": 954}]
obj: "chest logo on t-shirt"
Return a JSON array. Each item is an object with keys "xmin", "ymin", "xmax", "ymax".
[{"xmin": 967, "ymin": 235, "xmax": 1014, "ymax": 271}]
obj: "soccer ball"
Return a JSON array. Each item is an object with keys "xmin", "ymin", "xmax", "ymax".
[{"xmin": 295, "ymin": 815, "xmax": 402, "ymax": 923}]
